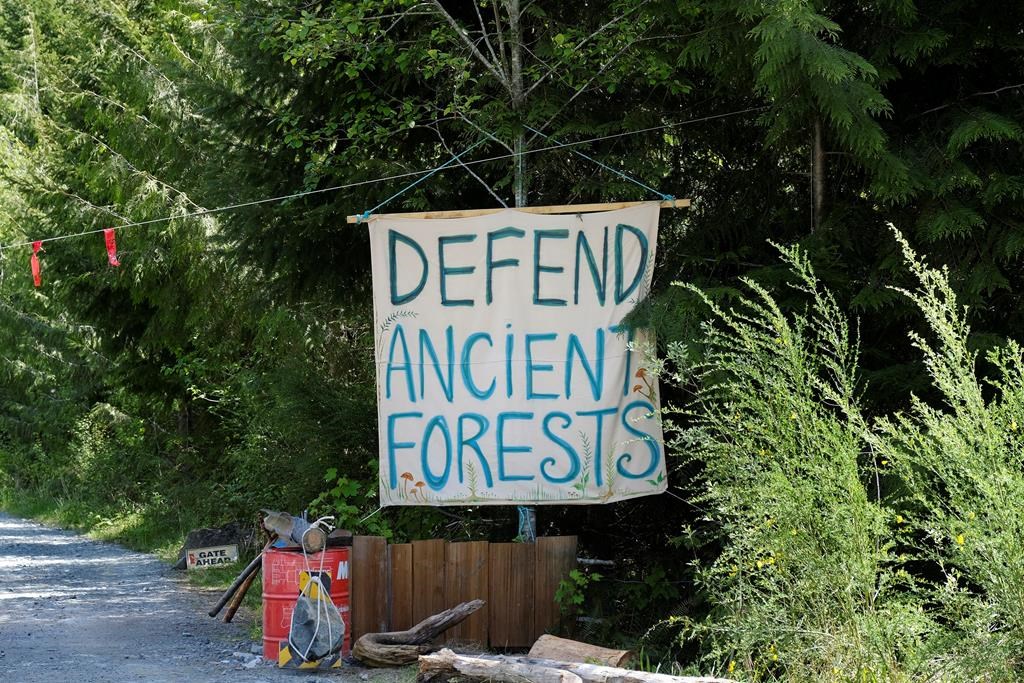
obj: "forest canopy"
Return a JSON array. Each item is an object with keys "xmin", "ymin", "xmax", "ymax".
[{"xmin": 1, "ymin": 0, "xmax": 1023, "ymax": 679}]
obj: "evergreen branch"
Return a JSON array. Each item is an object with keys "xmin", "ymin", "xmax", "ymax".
[
  {"xmin": 43, "ymin": 186, "xmax": 128, "ymax": 222},
  {"xmin": 58, "ymin": 82, "xmax": 161, "ymax": 131},
  {"xmin": 44, "ymin": 120, "xmax": 202, "ymax": 211},
  {"xmin": 452, "ymin": 110, "xmax": 516, "ymax": 154}
]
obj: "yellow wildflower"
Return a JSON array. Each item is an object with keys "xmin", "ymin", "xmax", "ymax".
[
  {"xmin": 895, "ymin": 514, "xmax": 904, "ymax": 524},
  {"xmin": 956, "ymin": 534, "xmax": 965, "ymax": 546},
  {"xmin": 789, "ymin": 412, "xmax": 798, "ymax": 421},
  {"xmin": 1011, "ymin": 419, "xmax": 1018, "ymax": 432},
  {"xmin": 728, "ymin": 660, "xmax": 736, "ymax": 674},
  {"xmin": 968, "ymin": 511, "xmax": 976, "ymax": 520}
]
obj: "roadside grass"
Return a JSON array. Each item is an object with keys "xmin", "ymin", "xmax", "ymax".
[{"xmin": 0, "ymin": 490, "xmax": 195, "ymax": 557}]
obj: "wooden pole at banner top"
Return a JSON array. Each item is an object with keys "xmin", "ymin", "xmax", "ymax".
[{"xmin": 346, "ymin": 198, "xmax": 689, "ymax": 223}]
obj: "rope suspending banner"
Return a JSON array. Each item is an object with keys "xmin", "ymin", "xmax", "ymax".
[
  {"xmin": 524, "ymin": 125, "xmax": 672, "ymax": 202},
  {"xmin": 0, "ymin": 105, "xmax": 766, "ymax": 252},
  {"xmin": 354, "ymin": 136, "xmax": 490, "ymax": 223}
]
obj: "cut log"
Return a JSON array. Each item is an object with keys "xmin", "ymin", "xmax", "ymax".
[
  {"xmin": 419, "ymin": 648, "xmax": 582, "ymax": 683},
  {"xmin": 529, "ymin": 634, "xmax": 632, "ymax": 667},
  {"xmin": 353, "ymin": 599, "xmax": 485, "ymax": 667},
  {"xmin": 418, "ymin": 649, "xmax": 738, "ymax": 683}
]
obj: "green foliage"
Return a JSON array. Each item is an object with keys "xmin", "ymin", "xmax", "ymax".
[
  {"xmin": 670, "ymin": 238, "xmax": 1024, "ymax": 679},
  {"xmin": 671, "ymin": 245, "xmax": 924, "ymax": 680},
  {"xmin": 0, "ymin": 0, "xmax": 1022, "ymax": 677},
  {"xmin": 555, "ymin": 568, "xmax": 603, "ymax": 616},
  {"xmin": 71, "ymin": 404, "xmax": 153, "ymax": 505},
  {"xmin": 871, "ymin": 233, "xmax": 1024, "ymax": 679}
]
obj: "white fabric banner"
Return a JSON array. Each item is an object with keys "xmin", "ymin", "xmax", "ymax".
[{"xmin": 369, "ymin": 203, "xmax": 666, "ymax": 505}]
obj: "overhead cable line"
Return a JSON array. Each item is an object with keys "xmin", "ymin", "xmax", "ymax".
[{"xmin": 0, "ymin": 104, "xmax": 767, "ymax": 251}]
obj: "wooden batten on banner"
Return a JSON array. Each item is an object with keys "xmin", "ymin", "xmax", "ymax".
[{"xmin": 346, "ymin": 198, "xmax": 689, "ymax": 223}]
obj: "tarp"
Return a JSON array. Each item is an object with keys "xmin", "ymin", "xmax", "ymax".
[{"xmin": 369, "ymin": 203, "xmax": 667, "ymax": 505}]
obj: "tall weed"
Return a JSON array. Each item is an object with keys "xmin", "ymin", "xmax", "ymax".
[
  {"xmin": 672, "ymin": 244, "xmax": 929, "ymax": 680},
  {"xmin": 871, "ymin": 233, "xmax": 1024, "ymax": 678}
]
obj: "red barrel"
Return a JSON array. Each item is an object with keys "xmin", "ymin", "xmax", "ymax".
[{"xmin": 262, "ymin": 547, "xmax": 351, "ymax": 661}]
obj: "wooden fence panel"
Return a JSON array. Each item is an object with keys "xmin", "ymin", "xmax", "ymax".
[
  {"xmin": 389, "ymin": 543, "xmax": 414, "ymax": 631},
  {"xmin": 411, "ymin": 539, "xmax": 447, "ymax": 627},
  {"xmin": 351, "ymin": 535, "xmax": 388, "ymax": 639},
  {"xmin": 372, "ymin": 536, "xmax": 577, "ymax": 648},
  {"xmin": 488, "ymin": 542, "xmax": 536, "ymax": 649},
  {"xmin": 533, "ymin": 536, "xmax": 578, "ymax": 640},
  {"xmin": 443, "ymin": 541, "xmax": 489, "ymax": 644}
]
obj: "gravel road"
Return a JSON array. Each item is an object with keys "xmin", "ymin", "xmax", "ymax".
[{"xmin": 0, "ymin": 513, "xmax": 404, "ymax": 683}]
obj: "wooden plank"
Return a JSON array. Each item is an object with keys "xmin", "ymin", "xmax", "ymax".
[
  {"xmin": 389, "ymin": 543, "xmax": 414, "ymax": 632},
  {"xmin": 488, "ymin": 544, "xmax": 512, "ymax": 648},
  {"xmin": 443, "ymin": 541, "xmax": 490, "ymax": 645},
  {"xmin": 351, "ymin": 535, "xmax": 388, "ymax": 639},
  {"xmin": 534, "ymin": 536, "xmax": 578, "ymax": 641},
  {"xmin": 347, "ymin": 198, "xmax": 690, "ymax": 223},
  {"xmin": 489, "ymin": 542, "xmax": 535, "ymax": 649},
  {"xmin": 412, "ymin": 539, "xmax": 447, "ymax": 627}
]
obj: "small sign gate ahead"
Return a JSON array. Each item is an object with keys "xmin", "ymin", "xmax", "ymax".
[{"xmin": 187, "ymin": 544, "xmax": 239, "ymax": 570}]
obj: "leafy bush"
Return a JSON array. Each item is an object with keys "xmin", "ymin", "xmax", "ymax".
[
  {"xmin": 671, "ymin": 235, "xmax": 1024, "ymax": 680},
  {"xmin": 671, "ymin": 243, "xmax": 925, "ymax": 680},
  {"xmin": 71, "ymin": 403, "xmax": 154, "ymax": 506},
  {"xmin": 871, "ymin": 233, "xmax": 1024, "ymax": 679}
]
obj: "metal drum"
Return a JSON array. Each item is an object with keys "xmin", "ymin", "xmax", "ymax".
[{"xmin": 262, "ymin": 547, "xmax": 351, "ymax": 661}]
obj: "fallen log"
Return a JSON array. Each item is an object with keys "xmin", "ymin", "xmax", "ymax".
[
  {"xmin": 529, "ymin": 634, "xmax": 632, "ymax": 667},
  {"xmin": 353, "ymin": 599, "xmax": 485, "ymax": 667},
  {"xmin": 418, "ymin": 649, "xmax": 739, "ymax": 683}
]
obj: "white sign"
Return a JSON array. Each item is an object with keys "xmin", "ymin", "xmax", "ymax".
[
  {"xmin": 369, "ymin": 203, "xmax": 667, "ymax": 506},
  {"xmin": 186, "ymin": 544, "xmax": 239, "ymax": 569}
]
